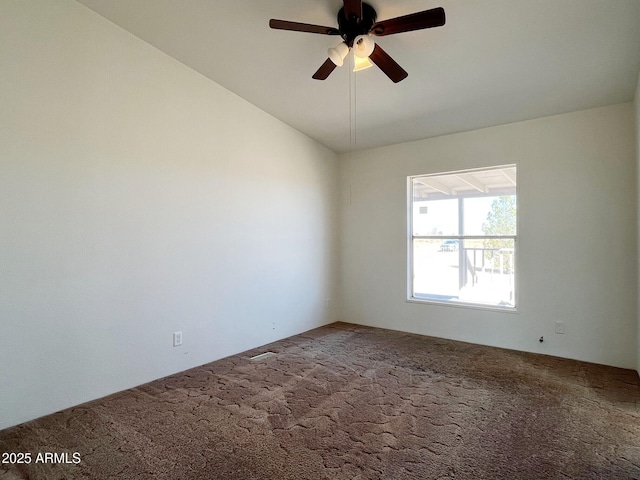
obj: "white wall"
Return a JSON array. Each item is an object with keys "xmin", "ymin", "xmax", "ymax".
[
  {"xmin": 636, "ymin": 72, "xmax": 640, "ymax": 375},
  {"xmin": 339, "ymin": 103, "xmax": 637, "ymax": 369},
  {"xmin": 0, "ymin": 0, "xmax": 338, "ymax": 430}
]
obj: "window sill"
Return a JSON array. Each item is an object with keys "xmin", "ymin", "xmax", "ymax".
[{"xmin": 406, "ymin": 296, "xmax": 518, "ymax": 314}]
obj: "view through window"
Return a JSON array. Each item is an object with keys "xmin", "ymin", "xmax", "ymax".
[{"xmin": 408, "ymin": 165, "xmax": 517, "ymax": 309}]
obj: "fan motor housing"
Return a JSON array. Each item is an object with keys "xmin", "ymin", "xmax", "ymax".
[{"xmin": 337, "ymin": 2, "xmax": 377, "ymax": 46}]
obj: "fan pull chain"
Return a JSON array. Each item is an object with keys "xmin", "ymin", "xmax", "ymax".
[{"xmin": 348, "ymin": 53, "xmax": 354, "ymax": 207}]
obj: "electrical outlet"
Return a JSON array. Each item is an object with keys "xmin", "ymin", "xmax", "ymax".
[
  {"xmin": 554, "ymin": 321, "xmax": 565, "ymax": 334},
  {"xmin": 173, "ymin": 331, "xmax": 183, "ymax": 347}
]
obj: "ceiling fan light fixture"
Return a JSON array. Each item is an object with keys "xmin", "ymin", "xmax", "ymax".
[
  {"xmin": 328, "ymin": 42, "xmax": 349, "ymax": 66},
  {"xmin": 270, "ymin": 2, "xmax": 445, "ymax": 82},
  {"xmin": 353, "ymin": 54, "xmax": 373, "ymax": 72},
  {"xmin": 353, "ymin": 34, "xmax": 375, "ymax": 58}
]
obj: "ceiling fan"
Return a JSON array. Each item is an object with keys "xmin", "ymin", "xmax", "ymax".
[{"xmin": 269, "ymin": 1, "xmax": 445, "ymax": 83}]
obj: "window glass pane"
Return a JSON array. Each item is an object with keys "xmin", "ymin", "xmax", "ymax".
[
  {"xmin": 412, "ymin": 238, "xmax": 516, "ymax": 308},
  {"xmin": 463, "ymin": 195, "xmax": 516, "ymax": 236},
  {"xmin": 459, "ymin": 239, "xmax": 515, "ymax": 307},
  {"xmin": 412, "ymin": 198, "xmax": 458, "ymax": 236},
  {"xmin": 412, "ymin": 238, "xmax": 459, "ymax": 299}
]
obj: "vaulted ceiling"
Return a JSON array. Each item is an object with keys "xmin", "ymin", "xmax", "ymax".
[{"xmin": 76, "ymin": 0, "xmax": 640, "ymax": 153}]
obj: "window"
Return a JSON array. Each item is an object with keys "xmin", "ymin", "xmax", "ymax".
[{"xmin": 408, "ymin": 165, "xmax": 517, "ymax": 309}]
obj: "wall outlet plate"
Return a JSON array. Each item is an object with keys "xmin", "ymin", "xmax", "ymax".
[
  {"xmin": 173, "ymin": 331, "xmax": 183, "ymax": 347},
  {"xmin": 554, "ymin": 321, "xmax": 565, "ymax": 334}
]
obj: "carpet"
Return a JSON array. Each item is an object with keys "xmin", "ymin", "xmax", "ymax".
[{"xmin": 1, "ymin": 322, "xmax": 639, "ymax": 479}]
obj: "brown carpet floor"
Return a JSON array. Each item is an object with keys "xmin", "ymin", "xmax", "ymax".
[{"xmin": 1, "ymin": 322, "xmax": 639, "ymax": 479}]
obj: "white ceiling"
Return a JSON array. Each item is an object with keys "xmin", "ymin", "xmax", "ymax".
[{"xmin": 76, "ymin": 0, "xmax": 640, "ymax": 153}]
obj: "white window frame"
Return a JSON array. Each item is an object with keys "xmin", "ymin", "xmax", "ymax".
[{"xmin": 407, "ymin": 165, "xmax": 518, "ymax": 311}]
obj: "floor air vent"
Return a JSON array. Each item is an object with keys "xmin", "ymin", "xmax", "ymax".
[{"xmin": 250, "ymin": 351, "xmax": 276, "ymax": 361}]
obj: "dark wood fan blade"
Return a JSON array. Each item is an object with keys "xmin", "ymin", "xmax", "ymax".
[
  {"xmin": 312, "ymin": 58, "xmax": 337, "ymax": 80},
  {"xmin": 368, "ymin": 44, "xmax": 408, "ymax": 83},
  {"xmin": 343, "ymin": 0, "xmax": 363, "ymax": 21},
  {"xmin": 371, "ymin": 7, "xmax": 445, "ymax": 36},
  {"xmin": 269, "ymin": 19, "xmax": 340, "ymax": 35}
]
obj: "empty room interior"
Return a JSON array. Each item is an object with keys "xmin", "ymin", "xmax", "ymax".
[{"xmin": 2, "ymin": 0, "xmax": 640, "ymax": 478}]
